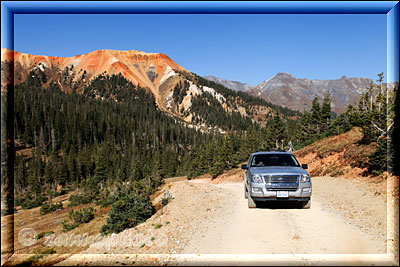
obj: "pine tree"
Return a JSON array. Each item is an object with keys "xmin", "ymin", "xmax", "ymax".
[
  {"xmin": 67, "ymin": 154, "xmax": 78, "ymax": 185},
  {"xmin": 15, "ymin": 156, "xmax": 27, "ymax": 195},
  {"xmin": 91, "ymin": 151, "xmax": 108, "ymax": 192},
  {"xmin": 367, "ymin": 138, "xmax": 387, "ymax": 175},
  {"xmin": 294, "ymin": 111, "xmax": 312, "ymax": 148},
  {"xmin": 345, "ymin": 104, "xmax": 362, "ymax": 127},
  {"xmin": 268, "ymin": 112, "xmax": 288, "ymax": 150},
  {"xmin": 320, "ymin": 93, "xmax": 332, "ymax": 133},
  {"xmin": 59, "ymin": 156, "xmax": 69, "ymax": 187},
  {"xmin": 129, "ymin": 156, "xmax": 142, "ymax": 182},
  {"xmin": 100, "ymin": 189, "xmax": 154, "ymax": 234},
  {"xmin": 209, "ymin": 150, "xmax": 225, "ymax": 179},
  {"xmin": 220, "ymin": 134, "xmax": 235, "ymax": 168},
  {"xmin": 310, "ymin": 97, "xmax": 322, "ymax": 135},
  {"xmin": 44, "ymin": 157, "xmax": 55, "ymax": 188},
  {"xmin": 27, "ymin": 149, "xmax": 43, "ymax": 195}
]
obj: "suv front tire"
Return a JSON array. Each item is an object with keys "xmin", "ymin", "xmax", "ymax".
[
  {"xmin": 302, "ymin": 200, "xmax": 311, "ymax": 209},
  {"xmin": 248, "ymin": 195, "xmax": 257, "ymax": 208}
]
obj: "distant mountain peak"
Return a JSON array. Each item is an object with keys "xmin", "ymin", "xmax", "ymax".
[
  {"xmin": 202, "ymin": 75, "xmax": 253, "ymax": 92},
  {"xmin": 197, "ymin": 71, "xmax": 378, "ymax": 113},
  {"xmin": 247, "ymin": 73, "xmax": 373, "ymax": 113},
  {"xmin": 274, "ymin": 72, "xmax": 293, "ymax": 78}
]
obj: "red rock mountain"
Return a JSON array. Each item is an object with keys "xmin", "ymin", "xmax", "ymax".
[
  {"xmin": 2, "ymin": 48, "xmax": 286, "ymax": 128},
  {"xmin": 1, "ymin": 48, "xmax": 189, "ymax": 110}
]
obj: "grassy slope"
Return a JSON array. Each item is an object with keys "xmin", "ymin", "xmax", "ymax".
[
  {"xmin": 1, "ymin": 182, "xmax": 172, "ymax": 266},
  {"xmin": 1, "ymin": 192, "xmax": 109, "ymax": 266}
]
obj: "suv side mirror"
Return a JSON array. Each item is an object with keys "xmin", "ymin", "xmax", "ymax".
[
  {"xmin": 241, "ymin": 164, "xmax": 248, "ymax": 170},
  {"xmin": 302, "ymin": 164, "xmax": 308, "ymax": 169}
]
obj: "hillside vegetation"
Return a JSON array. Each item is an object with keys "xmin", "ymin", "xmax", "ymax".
[
  {"xmin": 294, "ymin": 74, "xmax": 398, "ymax": 178},
  {"xmin": 295, "ymin": 127, "xmax": 377, "ymax": 178}
]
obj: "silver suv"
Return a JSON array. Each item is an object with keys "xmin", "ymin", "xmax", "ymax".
[{"xmin": 242, "ymin": 151, "xmax": 311, "ymax": 209}]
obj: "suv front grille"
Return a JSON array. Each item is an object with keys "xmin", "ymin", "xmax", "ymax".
[
  {"xmin": 264, "ymin": 175, "xmax": 299, "ymax": 191},
  {"xmin": 265, "ymin": 175, "xmax": 299, "ymax": 183}
]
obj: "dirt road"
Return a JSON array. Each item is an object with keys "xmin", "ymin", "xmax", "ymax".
[
  {"xmin": 184, "ymin": 180, "xmax": 385, "ymax": 254},
  {"xmin": 57, "ymin": 174, "xmax": 395, "ymax": 266}
]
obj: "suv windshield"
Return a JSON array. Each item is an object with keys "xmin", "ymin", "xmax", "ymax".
[{"xmin": 250, "ymin": 154, "xmax": 300, "ymax": 167}]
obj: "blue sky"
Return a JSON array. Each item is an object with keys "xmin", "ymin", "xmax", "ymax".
[{"xmin": 14, "ymin": 14, "xmax": 387, "ymax": 85}]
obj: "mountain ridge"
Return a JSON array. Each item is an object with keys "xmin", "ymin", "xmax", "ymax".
[
  {"xmin": 1, "ymin": 48, "xmax": 188, "ymax": 109},
  {"xmin": 202, "ymin": 75, "xmax": 253, "ymax": 92},
  {"xmin": 2, "ymin": 48, "xmax": 299, "ymax": 133},
  {"xmin": 203, "ymin": 72, "xmax": 375, "ymax": 113}
]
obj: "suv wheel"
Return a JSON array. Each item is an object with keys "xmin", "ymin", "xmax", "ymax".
[
  {"xmin": 248, "ymin": 195, "xmax": 257, "ymax": 208},
  {"xmin": 244, "ymin": 184, "xmax": 248, "ymax": 199}
]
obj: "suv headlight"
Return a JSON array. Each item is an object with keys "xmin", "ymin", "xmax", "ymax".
[
  {"xmin": 251, "ymin": 175, "xmax": 263, "ymax": 183},
  {"xmin": 301, "ymin": 174, "xmax": 310, "ymax": 183}
]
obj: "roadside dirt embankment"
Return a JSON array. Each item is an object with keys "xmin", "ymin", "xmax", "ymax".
[{"xmin": 294, "ymin": 127, "xmax": 378, "ymax": 178}]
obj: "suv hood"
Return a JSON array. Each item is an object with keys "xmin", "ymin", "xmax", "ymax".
[{"xmin": 249, "ymin": 166, "xmax": 309, "ymax": 176}]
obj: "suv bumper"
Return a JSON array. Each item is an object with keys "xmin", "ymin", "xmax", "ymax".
[
  {"xmin": 248, "ymin": 182, "xmax": 312, "ymax": 200},
  {"xmin": 252, "ymin": 197, "xmax": 310, "ymax": 202}
]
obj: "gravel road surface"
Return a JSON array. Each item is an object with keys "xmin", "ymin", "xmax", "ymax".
[{"xmin": 57, "ymin": 175, "xmax": 395, "ymax": 266}]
